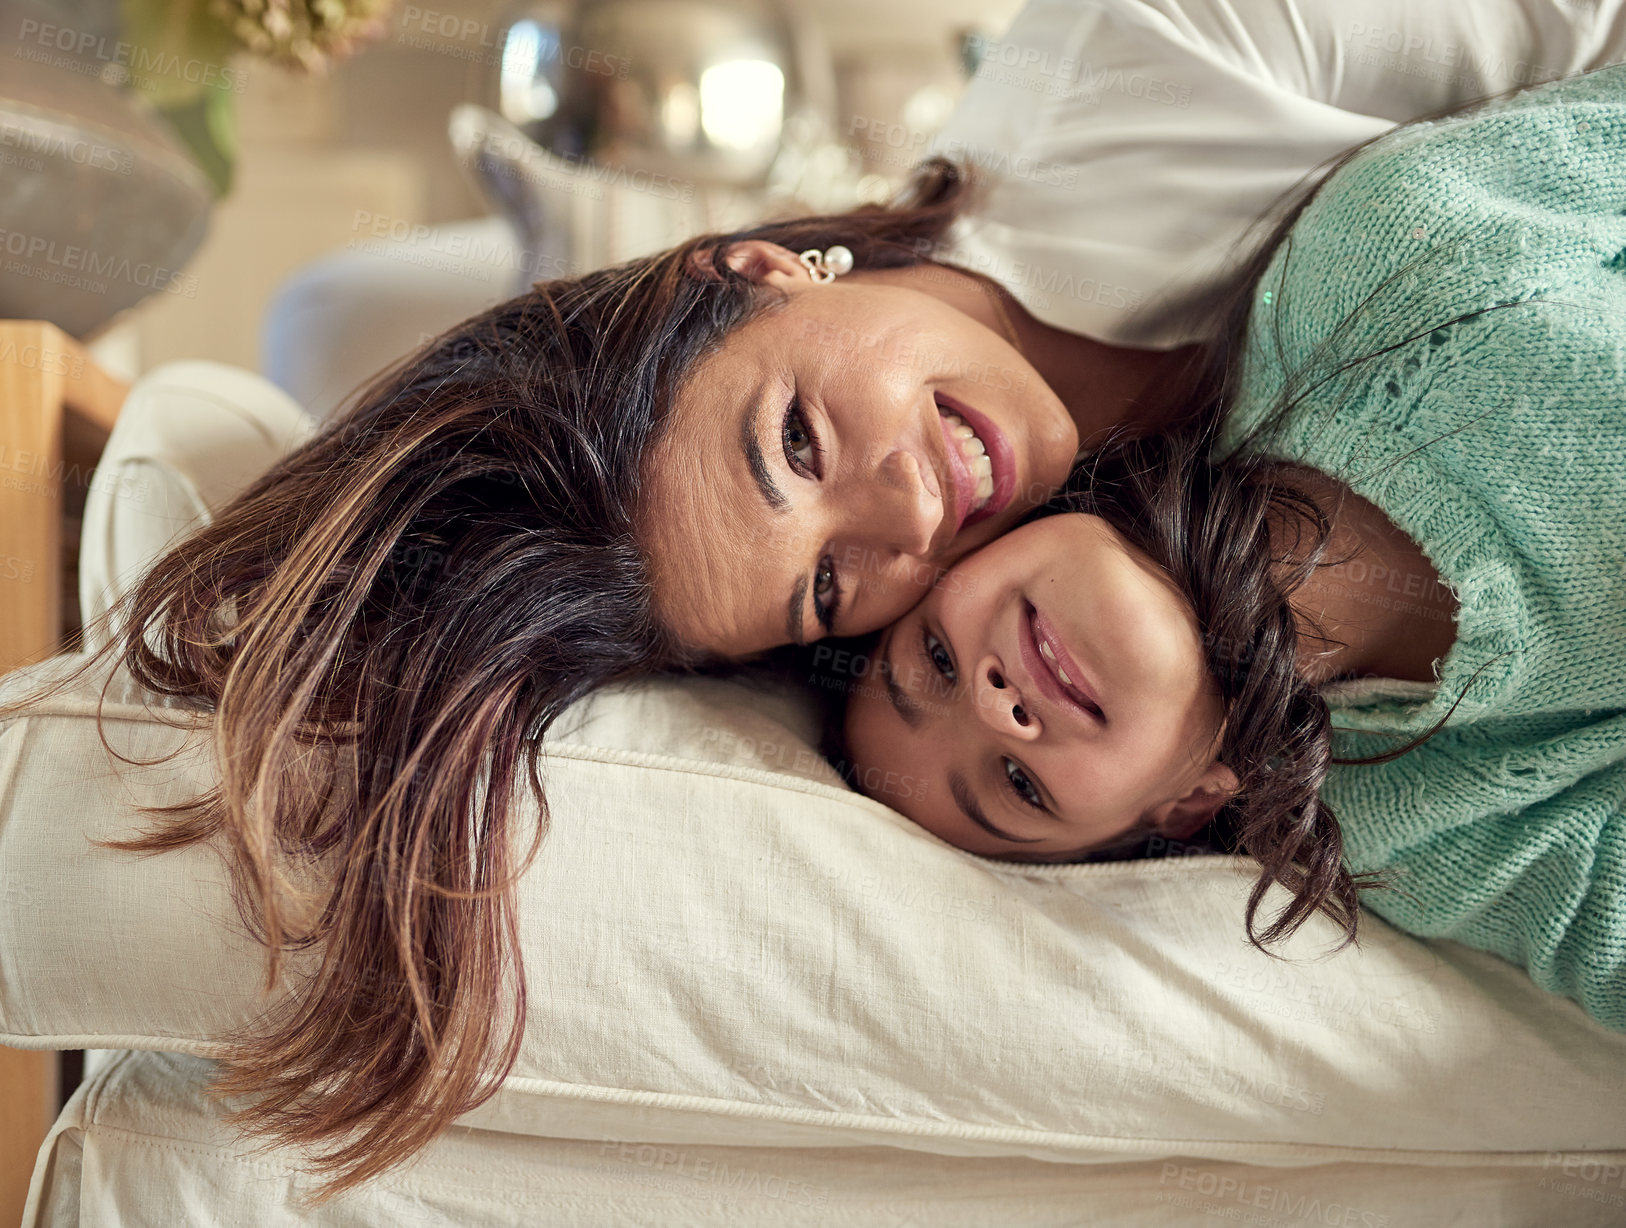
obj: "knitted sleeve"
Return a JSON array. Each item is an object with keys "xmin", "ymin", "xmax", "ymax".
[
  {"xmin": 1325, "ymin": 721, "xmax": 1626, "ymax": 1030},
  {"xmin": 1223, "ymin": 64, "xmax": 1626, "ymax": 1029}
]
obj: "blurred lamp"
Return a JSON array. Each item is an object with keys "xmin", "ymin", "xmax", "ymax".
[{"xmin": 489, "ymin": 0, "xmax": 833, "ymax": 190}]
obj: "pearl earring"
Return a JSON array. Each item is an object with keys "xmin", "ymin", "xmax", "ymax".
[{"xmin": 799, "ymin": 245, "xmax": 853, "ymax": 283}]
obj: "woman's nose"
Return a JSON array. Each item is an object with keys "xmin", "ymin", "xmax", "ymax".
[
  {"xmin": 849, "ymin": 448, "xmax": 941, "ymax": 558},
  {"xmin": 972, "ymin": 657, "xmax": 1040, "ymax": 741}
]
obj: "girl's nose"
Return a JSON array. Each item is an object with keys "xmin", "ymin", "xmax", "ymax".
[{"xmin": 973, "ymin": 656, "xmax": 1040, "ymax": 741}]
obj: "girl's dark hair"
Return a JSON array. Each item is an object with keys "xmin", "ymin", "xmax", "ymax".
[
  {"xmin": 806, "ymin": 418, "xmax": 1368, "ymax": 950},
  {"xmin": 2, "ymin": 158, "xmax": 984, "ymax": 1202},
  {"xmin": 816, "ymin": 81, "xmax": 1533, "ymax": 951},
  {"xmin": 1013, "ymin": 80, "xmax": 1533, "ymax": 948},
  {"xmin": 1039, "ymin": 427, "xmax": 1372, "ymax": 949}
]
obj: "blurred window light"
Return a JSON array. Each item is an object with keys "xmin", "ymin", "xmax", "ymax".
[
  {"xmin": 662, "ymin": 82, "xmax": 701, "ymax": 146},
  {"xmin": 501, "ymin": 21, "xmax": 559, "ymax": 123},
  {"xmin": 699, "ymin": 59, "xmax": 784, "ymax": 151},
  {"xmin": 902, "ymin": 84, "xmax": 956, "ymax": 137}
]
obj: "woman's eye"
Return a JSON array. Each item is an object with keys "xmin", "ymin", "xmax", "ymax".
[
  {"xmin": 1004, "ymin": 759, "xmax": 1044, "ymax": 810},
  {"xmin": 782, "ymin": 399, "xmax": 817, "ymax": 474},
  {"xmin": 922, "ymin": 629, "xmax": 956, "ymax": 683},
  {"xmin": 814, "ymin": 559, "xmax": 835, "ymax": 599}
]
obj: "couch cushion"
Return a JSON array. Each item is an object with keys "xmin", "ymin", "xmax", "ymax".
[
  {"xmin": 29, "ymin": 1050, "xmax": 1625, "ymax": 1228},
  {"xmin": 4, "ymin": 653, "xmax": 1626, "ymax": 1171}
]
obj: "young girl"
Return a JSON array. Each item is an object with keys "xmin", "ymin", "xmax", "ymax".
[{"xmin": 836, "ymin": 64, "xmax": 1626, "ymax": 1031}]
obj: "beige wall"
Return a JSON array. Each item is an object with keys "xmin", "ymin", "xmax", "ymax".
[{"xmin": 108, "ymin": 0, "xmax": 1025, "ymax": 375}]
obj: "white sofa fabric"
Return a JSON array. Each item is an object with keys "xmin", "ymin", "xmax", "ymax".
[
  {"xmin": 6, "ymin": 651, "xmax": 1626, "ymax": 1166},
  {"xmin": 5, "ymin": 362, "xmax": 1626, "ymax": 1224},
  {"xmin": 28, "ymin": 1050, "xmax": 1626, "ymax": 1228}
]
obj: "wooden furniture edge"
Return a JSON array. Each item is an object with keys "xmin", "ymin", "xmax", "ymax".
[
  {"xmin": 0, "ymin": 320, "xmax": 128, "ymax": 1227},
  {"xmin": 0, "ymin": 321, "xmax": 127, "ymax": 672}
]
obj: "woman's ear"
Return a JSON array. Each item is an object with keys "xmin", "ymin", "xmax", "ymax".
[
  {"xmin": 1145, "ymin": 762, "xmax": 1241, "ymax": 841},
  {"xmin": 685, "ymin": 240, "xmax": 807, "ymax": 285}
]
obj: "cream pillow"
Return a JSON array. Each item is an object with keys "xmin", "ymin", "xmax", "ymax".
[{"xmin": 3, "ymin": 652, "xmax": 1625, "ymax": 1172}]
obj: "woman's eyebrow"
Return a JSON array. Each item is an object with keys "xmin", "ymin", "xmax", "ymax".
[
  {"xmin": 948, "ymin": 772, "xmax": 1045, "ymax": 843},
  {"xmin": 736, "ymin": 383, "xmax": 811, "ymax": 644},
  {"xmin": 741, "ymin": 382, "xmax": 788, "ymax": 511}
]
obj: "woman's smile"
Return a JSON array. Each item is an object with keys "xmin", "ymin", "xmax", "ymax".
[
  {"xmin": 641, "ymin": 244, "xmax": 1079, "ymax": 656},
  {"xmin": 936, "ymin": 394, "xmax": 1014, "ymax": 533}
]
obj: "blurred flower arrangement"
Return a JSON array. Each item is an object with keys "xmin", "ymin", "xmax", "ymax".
[
  {"xmin": 211, "ymin": 0, "xmax": 394, "ymax": 69},
  {"xmin": 119, "ymin": 0, "xmax": 395, "ymax": 193}
]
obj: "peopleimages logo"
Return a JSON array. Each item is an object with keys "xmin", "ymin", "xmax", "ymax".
[
  {"xmin": 0, "ymin": 228, "xmax": 199, "ymax": 298},
  {"xmin": 598, "ymin": 1141, "xmax": 831, "ymax": 1209},
  {"xmin": 0, "ymin": 121, "xmax": 133, "ymax": 174},
  {"xmin": 934, "ymin": 137, "xmax": 1079, "ymax": 190},
  {"xmin": 14, "ymin": 18, "xmax": 249, "ymax": 93},
  {"xmin": 1157, "ymin": 1164, "xmax": 1392, "ymax": 1227},
  {"xmin": 397, "ymin": 5, "xmax": 630, "ymax": 77},
  {"xmin": 965, "ymin": 35, "xmax": 1193, "ymax": 109}
]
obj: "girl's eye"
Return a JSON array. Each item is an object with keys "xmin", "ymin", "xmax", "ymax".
[
  {"xmin": 782, "ymin": 398, "xmax": 817, "ymax": 475},
  {"xmin": 1004, "ymin": 759, "xmax": 1045, "ymax": 811},
  {"xmin": 922, "ymin": 628, "xmax": 956, "ymax": 683},
  {"xmin": 813, "ymin": 554, "xmax": 840, "ymax": 631}
]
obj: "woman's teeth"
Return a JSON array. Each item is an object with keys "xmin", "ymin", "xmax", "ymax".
[{"xmin": 942, "ymin": 412, "xmax": 995, "ymax": 508}]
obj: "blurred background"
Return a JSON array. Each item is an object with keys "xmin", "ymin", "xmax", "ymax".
[{"xmin": 2, "ymin": 0, "xmax": 1025, "ymax": 412}]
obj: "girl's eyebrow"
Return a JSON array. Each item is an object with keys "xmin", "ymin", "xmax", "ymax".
[
  {"xmin": 949, "ymin": 772, "xmax": 1045, "ymax": 843},
  {"xmin": 879, "ymin": 625, "xmax": 925, "ymax": 730}
]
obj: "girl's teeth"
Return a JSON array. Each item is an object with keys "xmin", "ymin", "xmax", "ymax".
[{"xmin": 1038, "ymin": 635, "xmax": 1074, "ymax": 685}]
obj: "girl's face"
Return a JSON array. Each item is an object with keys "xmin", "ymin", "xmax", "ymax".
[
  {"xmin": 641, "ymin": 241, "xmax": 1079, "ymax": 658},
  {"xmin": 842, "ymin": 515, "xmax": 1238, "ymax": 859}
]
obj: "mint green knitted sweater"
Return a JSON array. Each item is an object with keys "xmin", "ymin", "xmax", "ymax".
[{"xmin": 1220, "ymin": 65, "xmax": 1626, "ymax": 1030}]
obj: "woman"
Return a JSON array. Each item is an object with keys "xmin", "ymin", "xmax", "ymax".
[
  {"xmin": 24, "ymin": 0, "xmax": 1625, "ymax": 1200},
  {"xmin": 837, "ymin": 63, "xmax": 1626, "ymax": 1030}
]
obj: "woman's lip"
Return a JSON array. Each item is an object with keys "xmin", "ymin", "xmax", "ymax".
[
  {"xmin": 935, "ymin": 410, "xmax": 975, "ymax": 535},
  {"xmin": 1018, "ymin": 600, "xmax": 1105, "ymax": 721},
  {"xmin": 937, "ymin": 393, "xmax": 1016, "ymax": 529}
]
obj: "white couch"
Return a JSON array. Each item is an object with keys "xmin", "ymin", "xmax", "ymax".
[{"xmin": 4, "ymin": 364, "xmax": 1626, "ymax": 1225}]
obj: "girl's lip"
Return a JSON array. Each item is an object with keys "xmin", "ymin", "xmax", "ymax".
[
  {"xmin": 936, "ymin": 393, "xmax": 1016, "ymax": 530},
  {"xmin": 1017, "ymin": 600, "xmax": 1105, "ymax": 721}
]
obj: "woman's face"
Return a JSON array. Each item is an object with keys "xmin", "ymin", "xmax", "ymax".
[
  {"xmin": 841, "ymin": 514, "xmax": 1237, "ymax": 859},
  {"xmin": 641, "ymin": 242, "xmax": 1078, "ymax": 657}
]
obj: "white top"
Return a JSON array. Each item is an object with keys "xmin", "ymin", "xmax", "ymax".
[{"xmin": 929, "ymin": 0, "xmax": 1626, "ymax": 348}]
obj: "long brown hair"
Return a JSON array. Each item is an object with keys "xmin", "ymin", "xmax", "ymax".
[
  {"xmin": 1043, "ymin": 428, "xmax": 1369, "ymax": 946},
  {"xmin": 7, "ymin": 160, "xmax": 982, "ymax": 1200}
]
